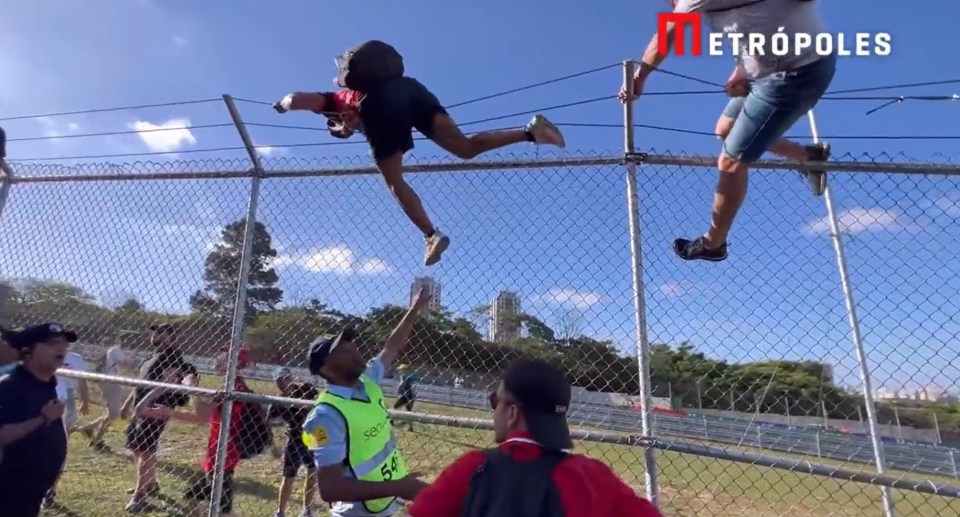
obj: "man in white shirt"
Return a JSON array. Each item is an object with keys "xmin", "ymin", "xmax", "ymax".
[
  {"xmin": 77, "ymin": 345, "xmax": 131, "ymax": 451},
  {"xmin": 621, "ymin": 0, "xmax": 835, "ymax": 262}
]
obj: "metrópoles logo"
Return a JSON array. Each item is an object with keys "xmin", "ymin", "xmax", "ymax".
[{"xmin": 657, "ymin": 12, "xmax": 891, "ymax": 58}]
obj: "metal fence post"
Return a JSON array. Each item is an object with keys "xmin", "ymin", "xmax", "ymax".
[
  {"xmin": 806, "ymin": 110, "xmax": 896, "ymax": 517},
  {"xmin": 623, "ymin": 59, "xmax": 658, "ymax": 505},
  {"xmin": 207, "ymin": 94, "xmax": 266, "ymax": 517}
]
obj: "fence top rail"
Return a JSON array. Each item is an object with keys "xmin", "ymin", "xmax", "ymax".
[{"xmin": 5, "ymin": 151, "xmax": 959, "ymax": 183}]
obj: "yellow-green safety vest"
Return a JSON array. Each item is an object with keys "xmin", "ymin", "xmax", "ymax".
[{"xmin": 302, "ymin": 375, "xmax": 408, "ymax": 514}]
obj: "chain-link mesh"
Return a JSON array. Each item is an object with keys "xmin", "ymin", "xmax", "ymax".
[{"xmin": 1, "ymin": 151, "xmax": 959, "ymax": 516}]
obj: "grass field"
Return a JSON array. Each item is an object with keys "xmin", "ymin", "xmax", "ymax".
[{"xmin": 43, "ymin": 377, "xmax": 960, "ymax": 517}]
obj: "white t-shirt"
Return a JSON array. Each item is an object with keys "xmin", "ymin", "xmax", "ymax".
[
  {"xmin": 673, "ymin": 0, "xmax": 826, "ymax": 78},
  {"xmin": 57, "ymin": 351, "xmax": 88, "ymax": 400},
  {"xmin": 101, "ymin": 345, "xmax": 127, "ymax": 375}
]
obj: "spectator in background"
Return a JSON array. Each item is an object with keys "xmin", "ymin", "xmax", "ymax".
[
  {"xmin": 42, "ymin": 348, "xmax": 91, "ymax": 508},
  {"xmin": 0, "ymin": 125, "xmax": 12, "ymax": 177},
  {"xmin": 141, "ymin": 346, "xmax": 252, "ymax": 517},
  {"xmin": 269, "ymin": 366, "xmax": 319, "ymax": 517},
  {"xmin": 78, "ymin": 342, "xmax": 134, "ymax": 451},
  {"xmin": 0, "ymin": 324, "xmax": 73, "ymax": 517},
  {"xmin": 393, "ymin": 364, "xmax": 420, "ymax": 431},
  {"xmin": 122, "ymin": 323, "xmax": 198, "ymax": 512},
  {"xmin": 409, "ymin": 359, "xmax": 663, "ymax": 517}
]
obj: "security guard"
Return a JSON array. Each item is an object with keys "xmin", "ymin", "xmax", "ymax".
[
  {"xmin": 0, "ymin": 323, "xmax": 75, "ymax": 517},
  {"xmin": 301, "ymin": 290, "xmax": 430, "ymax": 517}
]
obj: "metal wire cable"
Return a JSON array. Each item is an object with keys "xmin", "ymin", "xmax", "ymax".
[
  {"xmin": 7, "ymin": 123, "xmax": 235, "ymax": 143},
  {"xmin": 445, "ymin": 62, "xmax": 623, "ymax": 109},
  {"xmin": 556, "ymin": 122, "xmax": 960, "ymax": 140},
  {"xmin": 0, "ymin": 98, "xmax": 222, "ymax": 122}
]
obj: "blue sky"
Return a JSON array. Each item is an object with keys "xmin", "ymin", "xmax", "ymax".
[{"xmin": 0, "ymin": 0, "xmax": 957, "ymax": 400}]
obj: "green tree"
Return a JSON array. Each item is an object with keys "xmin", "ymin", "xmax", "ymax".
[
  {"xmin": 117, "ymin": 298, "xmax": 145, "ymax": 314},
  {"xmin": 189, "ymin": 219, "xmax": 283, "ymax": 321}
]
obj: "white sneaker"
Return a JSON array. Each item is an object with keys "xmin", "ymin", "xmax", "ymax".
[
  {"xmin": 526, "ymin": 115, "xmax": 566, "ymax": 148},
  {"xmin": 424, "ymin": 231, "xmax": 450, "ymax": 266}
]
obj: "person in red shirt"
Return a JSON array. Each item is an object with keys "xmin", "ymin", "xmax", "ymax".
[
  {"xmin": 408, "ymin": 359, "xmax": 663, "ymax": 517},
  {"xmin": 135, "ymin": 346, "xmax": 252, "ymax": 517},
  {"xmin": 272, "ymin": 41, "xmax": 566, "ymax": 268}
]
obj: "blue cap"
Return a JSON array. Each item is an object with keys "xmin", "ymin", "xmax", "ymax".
[{"xmin": 307, "ymin": 327, "xmax": 356, "ymax": 375}]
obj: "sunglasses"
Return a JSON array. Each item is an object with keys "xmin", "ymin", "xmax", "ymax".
[{"xmin": 488, "ymin": 392, "xmax": 520, "ymax": 410}]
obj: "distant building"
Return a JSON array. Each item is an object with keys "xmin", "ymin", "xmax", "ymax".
[
  {"xmin": 410, "ymin": 276, "xmax": 442, "ymax": 311},
  {"xmin": 489, "ymin": 290, "xmax": 521, "ymax": 343}
]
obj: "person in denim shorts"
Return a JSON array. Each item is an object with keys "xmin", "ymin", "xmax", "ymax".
[{"xmin": 621, "ymin": 0, "xmax": 836, "ymax": 262}]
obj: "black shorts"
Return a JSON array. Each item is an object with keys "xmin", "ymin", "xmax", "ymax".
[
  {"xmin": 282, "ymin": 438, "xmax": 315, "ymax": 478},
  {"xmin": 394, "ymin": 393, "xmax": 416, "ymax": 411},
  {"xmin": 184, "ymin": 470, "xmax": 234, "ymax": 513},
  {"xmin": 125, "ymin": 418, "xmax": 168, "ymax": 454},
  {"xmin": 0, "ymin": 126, "xmax": 6, "ymax": 159},
  {"xmin": 358, "ymin": 76, "xmax": 448, "ymax": 162}
]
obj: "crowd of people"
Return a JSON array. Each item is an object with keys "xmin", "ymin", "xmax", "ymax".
[{"xmin": 0, "ymin": 289, "xmax": 663, "ymax": 517}]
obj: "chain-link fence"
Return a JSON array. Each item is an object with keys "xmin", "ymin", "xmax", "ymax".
[{"xmin": 1, "ymin": 96, "xmax": 959, "ymax": 517}]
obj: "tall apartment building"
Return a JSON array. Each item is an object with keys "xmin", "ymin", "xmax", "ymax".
[
  {"xmin": 489, "ymin": 290, "xmax": 521, "ymax": 343},
  {"xmin": 410, "ymin": 276, "xmax": 442, "ymax": 311}
]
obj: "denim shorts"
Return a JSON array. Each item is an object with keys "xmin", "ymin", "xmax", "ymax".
[{"xmin": 722, "ymin": 54, "xmax": 836, "ymax": 163}]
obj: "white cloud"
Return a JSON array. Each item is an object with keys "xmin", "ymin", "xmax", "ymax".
[
  {"xmin": 172, "ymin": 34, "xmax": 188, "ymax": 47},
  {"xmin": 803, "ymin": 208, "xmax": 920, "ymax": 236},
  {"xmin": 541, "ymin": 287, "xmax": 602, "ymax": 309},
  {"xmin": 128, "ymin": 118, "xmax": 197, "ymax": 153},
  {"xmin": 35, "ymin": 117, "xmax": 80, "ymax": 140},
  {"xmin": 658, "ymin": 282, "xmax": 684, "ymax": 298},
  {"xmin": 256, "ymin": 146, "xmax": 288, "ymax": 157},
  {"xmin": 274, "ymin": 245, "xmax": 392, "ymax": 276},
  {"xmin": 935, "ymin": 194, "xmax": 960, "ymax": 217}
]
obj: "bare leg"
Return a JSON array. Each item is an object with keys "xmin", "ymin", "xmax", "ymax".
[
  {"xmin": 278, "ymin": 476, "xmax": 295, "ymax": 514},
  {"xmin": 429, "ymin": 114, "xmax": 564, "ymax": 160},
  {"xmin": 375, "ymin": 152, "xmax": 435, "ymax": 235},
  {"xmin": 705, "ymin": 153, "xmax": 750, "ymax": 248},
  {"xmin": 303, "ymin": 472, "xmax": 317, "ymax": 513}
]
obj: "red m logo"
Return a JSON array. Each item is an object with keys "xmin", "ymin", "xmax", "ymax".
[{"xmin": 657, "ymin": 12, "xmax": 702, "ymax": 56}]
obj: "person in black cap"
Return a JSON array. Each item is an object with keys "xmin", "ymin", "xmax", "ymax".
[
  {"xmin": 0, "ymin": 323, "xmax": 75, "ymax": 517},
  {"xmin": 409, "ymin": 358, "xmax": 663, "ymax": 517},
  {"xmin": 121, "ymin": 322, "xmax": 198, "ymax": 512},
  {"xmin": 300, "ymin": 288, "xmax": 431, "ymax": 516}
]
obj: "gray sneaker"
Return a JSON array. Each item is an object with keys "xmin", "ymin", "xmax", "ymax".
[
  {"xmin": 125, "ymin": 497, "xmax": 148, "ymax": 513},
  {"xmin": 803, "ymin": 142, "xmax": 830, "ymax": 197},
  {"xmin": 525, "ymin": 115, "xmax": 566, "ymax": 148},
  {"xmin": 424, "ymin": 231, "xmax": 450, "ymax": 267}
]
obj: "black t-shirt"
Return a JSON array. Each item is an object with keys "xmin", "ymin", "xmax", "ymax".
[
  {"xmin": 134, "ymin": 348, "xmax": 198, "ymax": 407},
  {"xmin": 268, "ymin": 382, "xmax": 318, "ymax": 441},
  {"xmin": 0, "ymin": 366, "xmax": 68, "ymax": 492}
]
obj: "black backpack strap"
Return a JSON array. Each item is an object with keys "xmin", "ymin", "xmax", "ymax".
[{"xmin": 460, "ymin": 448, "xmax": 569, "ymax": 517}]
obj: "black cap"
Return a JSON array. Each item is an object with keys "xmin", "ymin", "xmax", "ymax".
[
  {"xmin": 307, "ymin": 327, "xmax": 357, "ymax": 375},
  {"xmin": 149, "ymin": 322, "xmax": 178, "ymax": 332},
  {"xmin": 503, "ymin": 359, "xmax": 573, "ymax": 451},
  {"xmin": 1, "ymin": 323, "xmax": 78, "ymax": 350}
]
